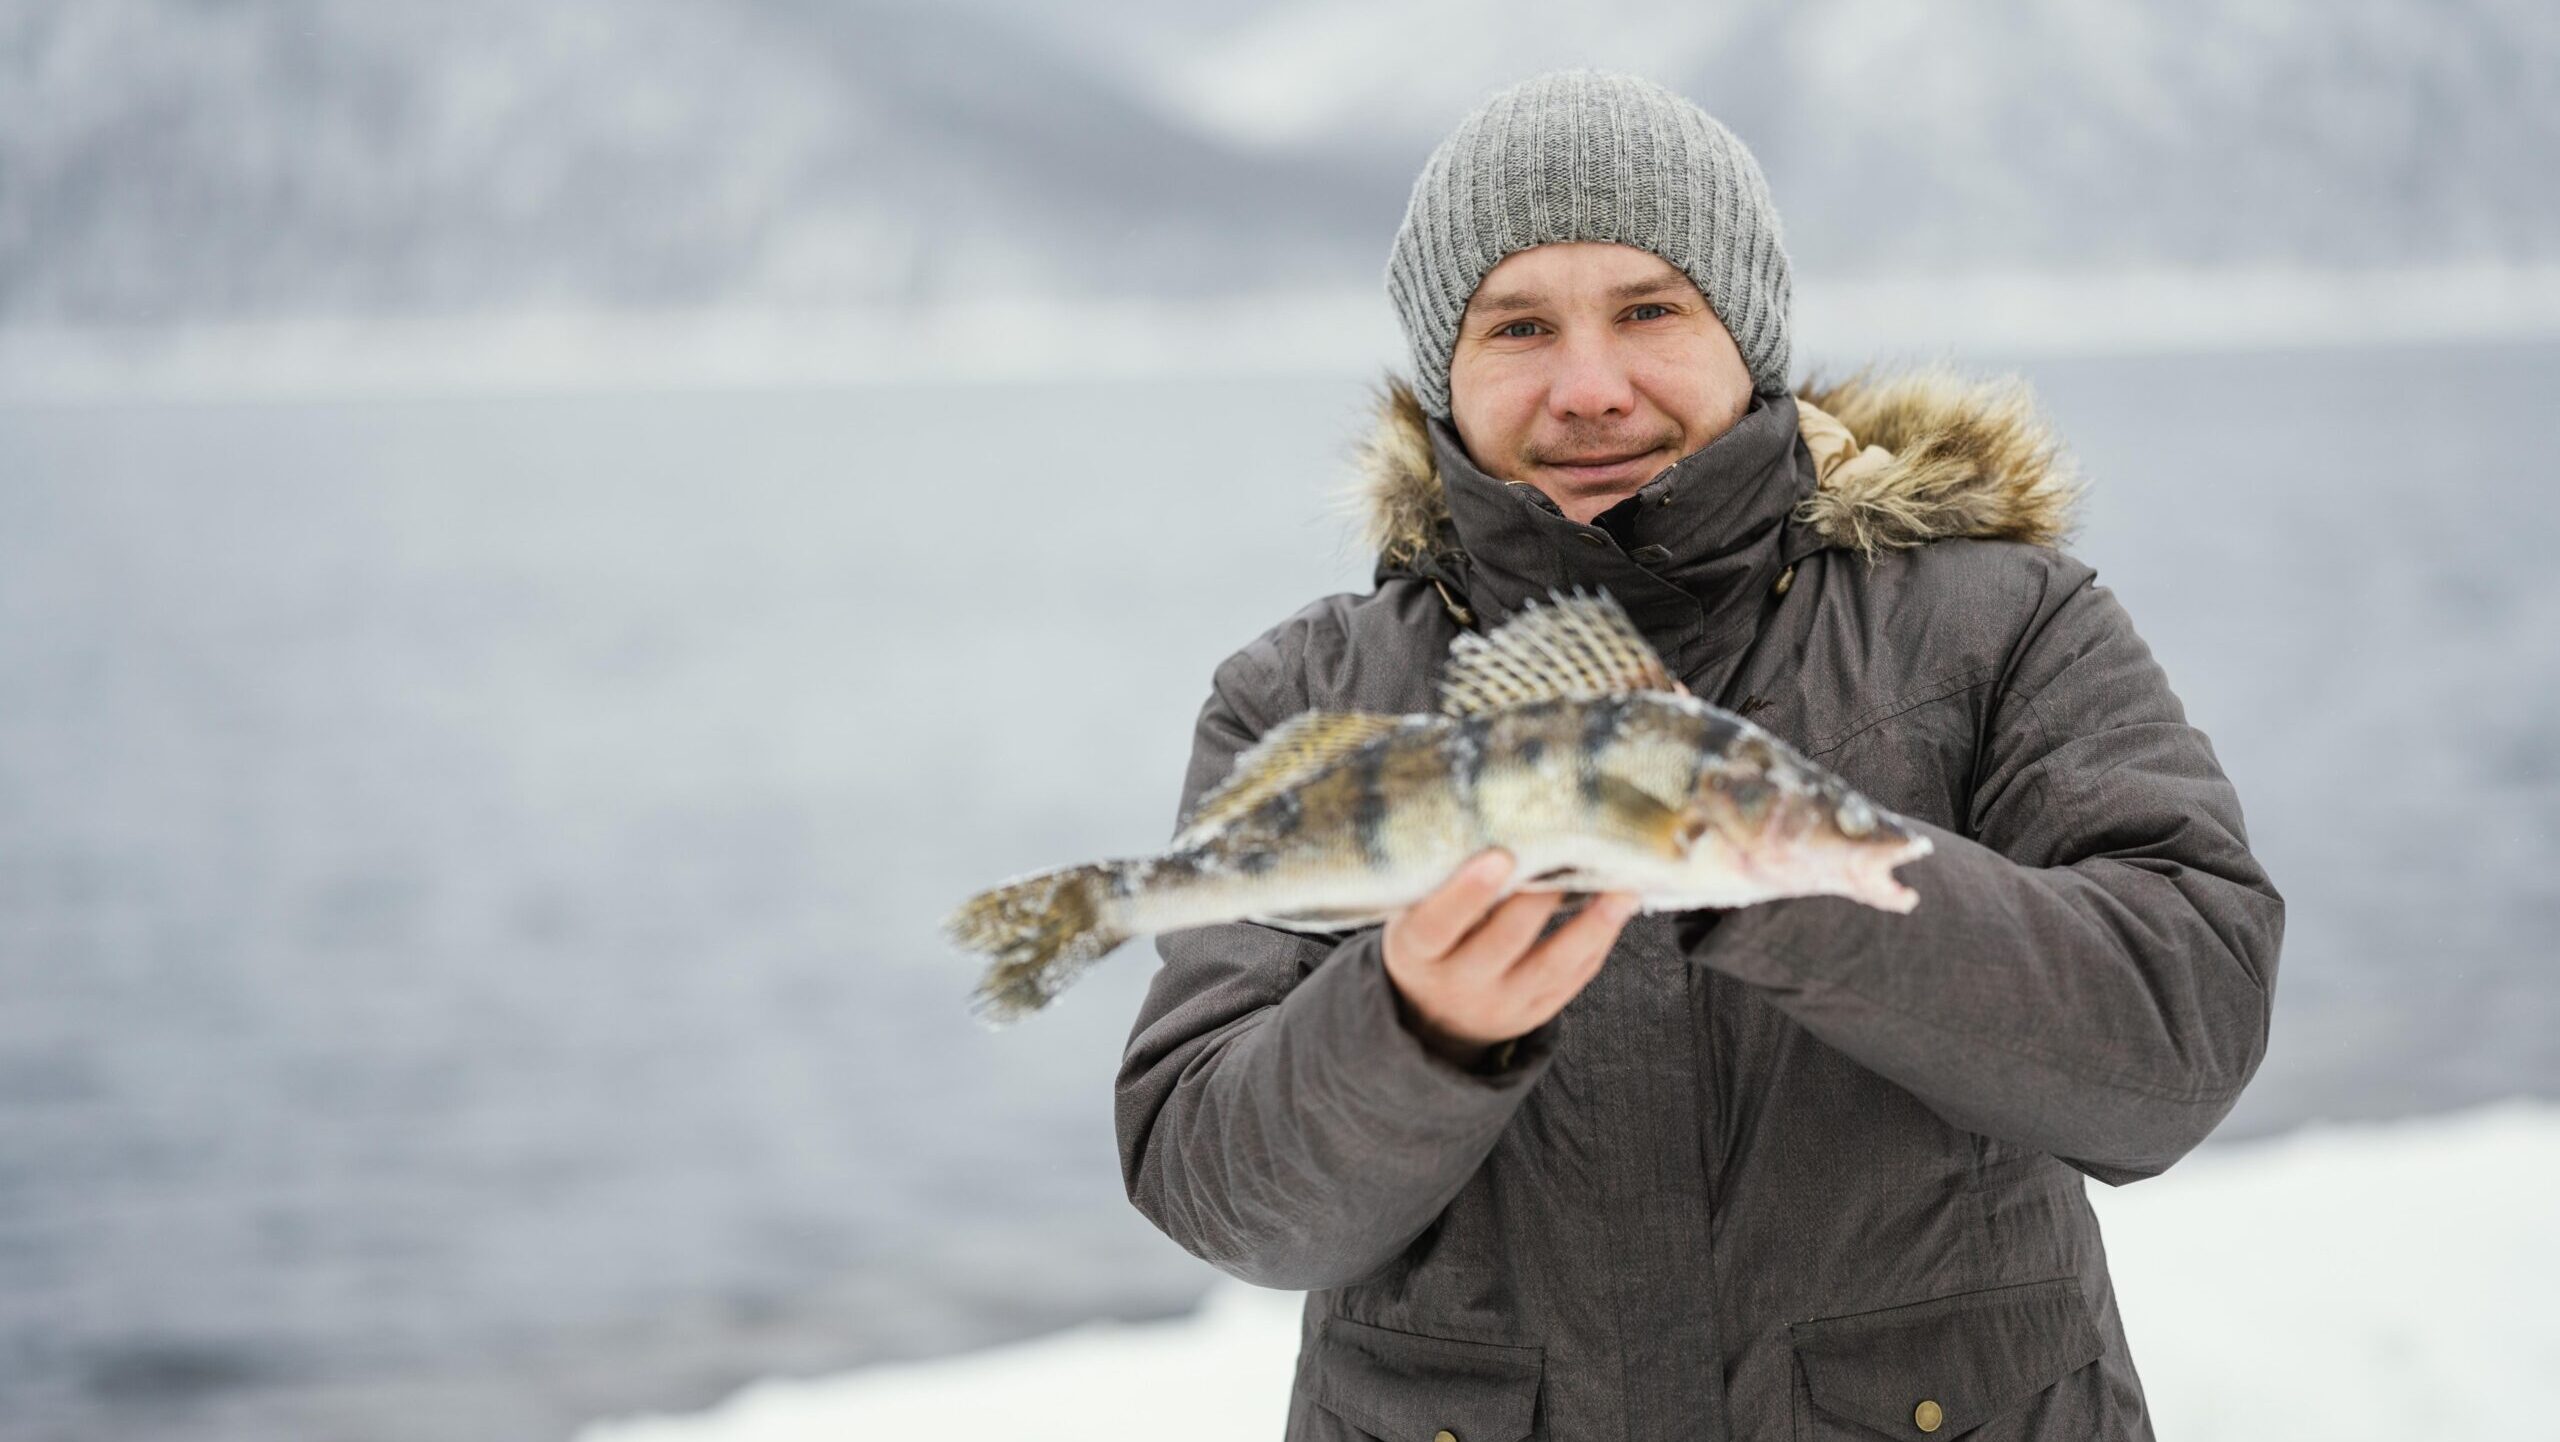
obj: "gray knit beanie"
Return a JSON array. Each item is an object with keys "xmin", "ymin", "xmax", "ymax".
[{"xmin": 1386, "ymin": 69, "xmax": 1793, "ymax": 417}]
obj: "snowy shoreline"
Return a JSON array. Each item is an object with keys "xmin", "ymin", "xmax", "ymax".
[
  {"xmin": 578, "ymin": 1101, "xmax": 2556, "ymax": 1442},
  {"xmin": 7, "ymin": 266, "xmax": 2560, "ymax": 407}
]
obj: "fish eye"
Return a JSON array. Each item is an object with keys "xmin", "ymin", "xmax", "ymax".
[{"xmin": 1837, "ymin": 795, "xmax": 1875, "ymax": 837}]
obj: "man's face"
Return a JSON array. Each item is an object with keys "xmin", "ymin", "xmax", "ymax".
[{"xmin": 1447, "ymin": 241, "xmax": 1755, "ymax": 525}]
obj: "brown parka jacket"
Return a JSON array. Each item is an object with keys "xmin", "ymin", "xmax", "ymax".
[{"xmin": 1115, "ymin": 368, "xmax": 2284, "ymax": 1441}]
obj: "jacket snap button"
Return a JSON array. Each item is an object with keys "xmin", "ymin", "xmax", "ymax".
[
  {"xmin": 1913, "ymin": 1397, "xmax": 1944, "ymax": 1432},
  {"xmin": 1576, "ymin": 531, "xmax": 1609, "ymax": 547},
  {"xmin": 1772, "ymin": 563, "xmax": 1797, "ymax": 597},
  {"xmin": 1628, "ymin": 543, "xmax": 1673, "ymax": 566},
  {"xmin": 1434, "ymin": 1431, "xmax": 1460, "ymax": 1442}
]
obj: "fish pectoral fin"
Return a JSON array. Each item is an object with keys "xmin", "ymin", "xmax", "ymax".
[
  {"xmin": 1436, "ymin": 588, "xmax": 1681, "ymax": 715},
  {"xmin": 1174, "ymin": 710, "xmax": 1410, "ymax": 845},
  {"xmin": 1595, "ymin": 774, "xmax": 1710, "ymax": 860}
]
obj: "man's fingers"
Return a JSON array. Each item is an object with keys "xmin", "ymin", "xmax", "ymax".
[
  {"xmin": 1391, "ymin": 849, "xmax": 1515, "ymax": 959},
  {"xmin": 1506, "ymin": 891, "xmax": 1639, "ymax": 991},
  {"xmin": 1448, "ymin": 888, "xmax": 1565, "ymax": 971}
]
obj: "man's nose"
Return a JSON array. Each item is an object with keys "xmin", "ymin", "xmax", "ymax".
[{"xmin": 1545, "ymin": 330, "xmax": 1637, "ymax": 419}]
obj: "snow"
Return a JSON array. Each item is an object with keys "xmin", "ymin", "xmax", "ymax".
[
  {"xmin": 2095, "ymin": 1101, "xmax": 2554, "ymax": 1437},
  {"xmin": 576, "ymin": 1101, "xmax": 2557, "ymax": 1441}
]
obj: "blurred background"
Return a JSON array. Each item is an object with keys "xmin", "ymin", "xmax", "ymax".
[{"xmin": 3, "ymin": 2, "xmax": 2556, "ymax": 1439}]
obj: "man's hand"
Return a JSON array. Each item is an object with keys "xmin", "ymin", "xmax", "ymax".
[{"xmin": 1381, "ymin": 849, "xmax": 1638, "ymax": 1069}]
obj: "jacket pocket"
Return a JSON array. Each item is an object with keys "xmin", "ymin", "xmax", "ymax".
[
  {"xmin": 1788, "ymin": 1277, "xmax": 2104, "ymax": 1440},
  {"xmin": 1305, "ymin": 1314, "xmax": 1543, "ymax": 1442}
]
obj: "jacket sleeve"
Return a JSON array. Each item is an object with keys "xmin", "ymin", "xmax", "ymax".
[
  {"xmin": 1113, "ymin": 637, "xmax": 1558, "ymax": 1291},
  {"xmin": 1687, "ymin": 554, "xmax": 2284, "ymax": 1185}
]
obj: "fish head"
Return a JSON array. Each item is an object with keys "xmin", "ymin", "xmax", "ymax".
[
  {"xmin": 1791, "ymin": 775, "xmax": 1936, "ymax": 912},
  {"xmin": 1682, "ymin": 739, "xmax": 1936, "ymax": 912}
]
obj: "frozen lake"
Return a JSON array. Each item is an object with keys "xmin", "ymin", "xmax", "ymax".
[{"xmin": 1, "ymin": 339, "xmax": 2553, "ymax": 1440}]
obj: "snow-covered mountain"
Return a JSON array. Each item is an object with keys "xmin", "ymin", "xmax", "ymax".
[
  {"xmin": 2, "ymin": 0, "xmax": 2553, "ymax": 327},
  {"xmin": 1142, "ymin": 0, "xmax": 2560, "ymax": 272}
]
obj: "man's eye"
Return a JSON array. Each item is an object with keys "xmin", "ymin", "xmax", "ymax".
[
  {"xmin": 1629, "ymin": 303, "xmax": 1671, "ymax": 322},
  {"xmin": 1497, "ymin": 320, "xmax": 1541, "ymax": 339}
]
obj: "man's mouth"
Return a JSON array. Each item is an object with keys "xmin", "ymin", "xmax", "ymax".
[{"xmin": 1541, "ymin": 448, "xmax": 1661, "ymax": 481}]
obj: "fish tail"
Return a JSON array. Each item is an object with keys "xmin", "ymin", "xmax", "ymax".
[{"xmin": 945, "ymin": 860, "xmax": 1135, "ymax": 1026}]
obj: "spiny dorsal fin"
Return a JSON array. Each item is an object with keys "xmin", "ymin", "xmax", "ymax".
[
  {"xmin": 1437, "ymin": 588, "xmax": 1681, "ymax": 716},
  {"xmin": 1174, "ymin": 709, "xmax": 1405, "ymax": 843}
]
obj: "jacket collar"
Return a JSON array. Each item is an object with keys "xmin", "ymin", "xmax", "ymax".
[
  {"xmin": 1422, "ymin": 389, "xmax": 1812, "ymax": 677},
  {"xmin": 1352, "ymin": 365, "xmax": 2088, "ymax": 672}
]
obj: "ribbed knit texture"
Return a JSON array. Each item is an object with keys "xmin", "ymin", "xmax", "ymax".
[{"xmin": 1386, "ymin": 70, "xmax": 1794, "ymax": 418}]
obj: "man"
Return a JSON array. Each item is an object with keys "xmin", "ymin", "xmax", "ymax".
[{"xmin": 1116, "ymin": 69, "xmax": 2281, "ymax": 1441}]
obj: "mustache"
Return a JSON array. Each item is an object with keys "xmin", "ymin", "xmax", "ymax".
[{"xmin": 1524, "ymin": 425, "xmax": 1679, "ymax": 466}]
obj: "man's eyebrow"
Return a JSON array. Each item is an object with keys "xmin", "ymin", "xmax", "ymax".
[
  {"xmin": 1466, "ymin": 267, "xmax": 1698, "ymax": 319},
  {"xmin": 1466, "ymin": 288, "xmax": 1547, "ymax": 318},
  {"xmin": 1607, "ymin": 269, "xmax": 1698, "ymax": 301}
]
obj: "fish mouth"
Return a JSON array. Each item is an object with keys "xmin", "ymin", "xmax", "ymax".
[{"xmin": 1857, "ymin": 830, "xmax": 1934, "ymax": 912}]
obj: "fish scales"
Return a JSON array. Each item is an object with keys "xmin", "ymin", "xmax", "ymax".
[
  {"xmin": 1181, "ymin": 697, "xmax": 1705, "ymax": 924},
  {"xmin": 948, "ymin": 589, "xmax": 1934, "ymax": 1024}
]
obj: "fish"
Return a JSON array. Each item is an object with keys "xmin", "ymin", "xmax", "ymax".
[{"xmin": 946, "ymin": 587, "xmax": 1933, "ymax": 1024}]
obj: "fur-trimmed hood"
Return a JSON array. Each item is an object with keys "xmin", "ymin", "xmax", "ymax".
[{"xmin": 1348, "ymin": 367, "xmax": 2086, "ymax": 575}]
